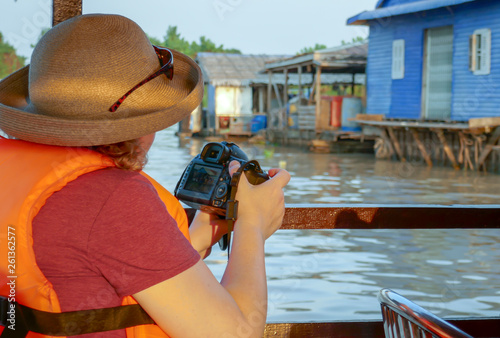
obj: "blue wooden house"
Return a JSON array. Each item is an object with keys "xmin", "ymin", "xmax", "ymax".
[{"xmin": 348, "ymin": 0, "xmax": 499, "ymax": 122}]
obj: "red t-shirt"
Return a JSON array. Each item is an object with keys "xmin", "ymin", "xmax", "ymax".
[{"xmin": 32, "ymin": 168, "xmax": 200, "ymax": 337}]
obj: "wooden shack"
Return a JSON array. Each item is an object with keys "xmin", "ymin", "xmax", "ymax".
[
  {"xmin": 263, "ymin": 42, "xmax": 369, "ymax": 149},
  {"xmin": 196, "ymin": 53, "xmax": 288, "ymax": 136}
]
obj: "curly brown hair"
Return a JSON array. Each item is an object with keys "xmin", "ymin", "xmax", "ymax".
[{"xmin": 90, "ymin": 139, "xmax": 148, "ymax": 171}]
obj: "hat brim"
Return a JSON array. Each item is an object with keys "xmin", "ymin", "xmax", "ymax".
[{"xmin": 0, "ymin": 49, "xmax": 203, "ymax": 147}]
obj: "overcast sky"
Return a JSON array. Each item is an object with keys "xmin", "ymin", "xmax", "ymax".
[{"xmin": 1, "ymin": 0, "xmax": 375, "ymax": 60}]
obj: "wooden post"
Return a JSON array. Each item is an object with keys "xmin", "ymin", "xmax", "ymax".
[
  {"xmin": 53, "ymin": 0, "xmax": 82, "ymax": 26},
  {"xmin": 272, "ymin": 83, "xmax": 283, "ymax": 130},
  {"xmin": 308, "ymin": 73, "xmax": 316, "ymax": 105},
  {"xmin": 283, "ymin": 68, "xmax": 289, "ymax": 143},
  {"xmin": 387, "ymin": 127, "xmax": 405, "ymax": 162},
  {"xmin": 378, "ymin": 128, "xmax": 396, "ymax": 159},
  {"xmin": 267, "ymin": 71, "xmax": 272, "ymax": 130},
  {"xmin": 315, "ymin": 66, "xmax": 322, "ymax": 132},
  {"xmin": 298, "ymin": 65, "xmax": 303, "ymax": 102},
  {"xmin": 351, "ymin": 73, "xmax": 356, "ymax": 95},
  {"xmin": 258, "ymin": 87, "xmax": 264, "ymax": 113},
  {"xmin": 434, "ymin": 129, "xmax": 460, "ymax": 170},
  {"xmin": 477, "ymin": 126, "xmax": 500, "ymax": 170},
  {"xmin": 411, "ymin": 129, "xmax": 432, "ymax": 167}
]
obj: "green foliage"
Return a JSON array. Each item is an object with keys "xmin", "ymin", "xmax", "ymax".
[
  {"xmin": 150, "ymin": 26, "xmax": 241, "ymax": 59},
  {"xmin": 0, "ymin": 32, "xmax": 26, "ymax": 79},
  {"xmin": 341, "ymin": 36, "xmax": 367, "ymax": 45},
  {"xmin": 298, "ymin": 43, "xmax": 327, "ymax": 55}
]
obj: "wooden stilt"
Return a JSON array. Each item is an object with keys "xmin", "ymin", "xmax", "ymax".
[
  {"xmin": 411, "ymin": 129, "xmax": 432, "ymax": 167},
  {"xmin": 458, "ymin": 132, "xmax": 474, "ymax": 170},
  {"xmin": 377, "ymin": 128, "xmax": 395, "ymax": 159},
  {"xmin": 434, "ymin": 129, "xmax": 460, "ymax": 170},
  {"xmin": 387, "ymin": 127, "xmax": 405, "ymax": 162},
  {"xmin": 477, "ymin": 126, "xmax": 500, "ymax": 170}
]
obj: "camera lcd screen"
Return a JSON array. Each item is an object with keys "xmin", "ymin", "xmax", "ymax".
[{"xmin": 183, "ymin": 164, "xmax": 221, "ymax": 195}]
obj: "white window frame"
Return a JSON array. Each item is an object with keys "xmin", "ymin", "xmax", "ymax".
[
  {"xmin": 469, "ymin": 28, "xmax": 491, "ymax": 75},
  {"xmin": 392, "ymin": 39, "xmax": 405, "ymax": 79}
]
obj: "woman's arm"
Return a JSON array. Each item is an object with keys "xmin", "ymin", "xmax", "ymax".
[{"xmin": 134, "ymin": 163, "xmax": 290, "ymax": 337}]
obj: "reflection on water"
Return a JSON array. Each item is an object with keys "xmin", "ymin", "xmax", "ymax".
[{"xmin": 146, "ymin": 127, "xmax": 500, "ymax": 322}]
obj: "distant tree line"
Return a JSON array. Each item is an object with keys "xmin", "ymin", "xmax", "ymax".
[
  {"xmin": 0, "ymin": 32, "xmax": 26, "ymax": 79},
  {"xmin": 149, "ymin": 26, "xmax": 241, "ymax": 59},
  {"xmin": 298, "ymin": 36, "xmax": 367, "ymax": 55}
]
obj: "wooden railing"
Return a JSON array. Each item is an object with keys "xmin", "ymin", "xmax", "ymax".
[
  {"xmin": 187, "ymin": 204, "xmax": 500, "ymax": 230},
  {"xmin": 188, "ymin": 204, "xmax": 500, "ymax": 337}
]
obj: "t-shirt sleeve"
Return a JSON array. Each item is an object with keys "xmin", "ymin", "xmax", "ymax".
[{"xmin": 87, "ymin": 174, "xmax": 200, "ymax": 298}]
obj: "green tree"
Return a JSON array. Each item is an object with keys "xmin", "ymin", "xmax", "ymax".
[
  {"xmin": 147, "ymin": 34, "xmax": 162, "ymax": 47},
  {"xmin": 341, "ymin": 36, "xmax": 367, "ymax": 45},
  {"xmin": 150, "ymin": 26, "xmax": 241, "ymax": 59},
  {"xmin": 163, "ymin": 26, "xmax": 191, "ymax": 54},
  {"xmin": 0, "ymin": 32, "xmax": 26, "ymax": 79},
  {"xmin": 298, "ymin": 43, "xmax": 327, "ymax": 55}
]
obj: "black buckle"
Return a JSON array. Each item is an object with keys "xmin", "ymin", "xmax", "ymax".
[
  {"xmin": 0, "ymin": 296, "xmax": 9, "ymax": 327},
  {"xmin": 225, "ymin": 200, "xmax": 238, "ymax": 221}
]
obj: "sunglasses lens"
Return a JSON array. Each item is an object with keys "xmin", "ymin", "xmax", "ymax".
[
  {"xmin": 166, "ymin": 67, "xmax": 174, "ymax": 80},
  {"xmin": 154, "ymin": 46, "xmax": 172, "ymax": 67}
]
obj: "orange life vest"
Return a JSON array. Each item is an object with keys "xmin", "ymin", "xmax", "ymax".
[{"xmin": 0, "ymin": 138, "xmax": 189, "ymax": 337}]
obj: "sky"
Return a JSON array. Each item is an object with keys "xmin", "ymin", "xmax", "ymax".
[{"xmin": 1, "ymin": 0, "xmax": 375, "ymax": 60}]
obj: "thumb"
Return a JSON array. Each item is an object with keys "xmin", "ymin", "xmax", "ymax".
[
  {"xmin": 228, "ymin": 160, "xmax": 241, "ymax": 177},
  {"xmin": 268, "ymin": 169, "xmax": 291, "ymax": 188}
]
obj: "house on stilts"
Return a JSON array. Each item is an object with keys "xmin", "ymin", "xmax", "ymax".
[{"xmin": 348, "ymin": 0, "xmax": 500, "ymax": 172}]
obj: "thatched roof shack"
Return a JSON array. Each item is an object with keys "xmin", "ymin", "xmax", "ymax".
[
  {"xmin": 196, "ymin": 53, "xmax": 290, "ymax": 134},
  {"xmin": 196, "ymin": 53, "xmax": 289, "ymax": 87}
]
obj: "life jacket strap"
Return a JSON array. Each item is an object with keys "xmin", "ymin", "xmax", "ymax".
[{"xmin": 0, "ymin": 296, "xmax": 155, "ymax": 337}]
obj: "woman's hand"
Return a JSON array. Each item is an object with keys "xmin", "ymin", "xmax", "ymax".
[
  {"xmin": 228, "ymin": 161, "xmax": 290, "ymax": 240},
  {"xmin": 189, "ymin": 210, "xmax": 228, "ymax": 259}
]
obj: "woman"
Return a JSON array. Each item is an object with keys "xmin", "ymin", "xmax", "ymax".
[{"xmin": 0, "ymin": 14, "xmax": 289, "ymax": 337}]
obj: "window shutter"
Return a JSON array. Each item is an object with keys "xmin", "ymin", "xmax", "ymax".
[
  {"xmin": 471, "ymin": 28, "xmax": 491, "ymax": 75},
  {"xmin": 469, "ymin": 34, "xmax": 477, "ymax": 71},
  {"xmin": 392, "ymin": 39, "xmax": 405, "ymax": 79}
]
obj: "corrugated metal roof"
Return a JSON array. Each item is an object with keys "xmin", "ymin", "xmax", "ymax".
[
  {"xmin": 347, "ymin": 0, "xmax": 476, "ymax": 25},
  {"xmin": 265, "ymin": 41, "xmax": 367, "ymax": 72},
  {"xmin": 243, "ymin": 73, "xmax": 366, "ymax": 86},
  {"xmin": 196, "ymin": 53, "xmax": 290, "ymax": 86}
]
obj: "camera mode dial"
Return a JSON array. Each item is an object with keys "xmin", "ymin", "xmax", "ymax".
[{"xmin": 214, "ymin": 183, "xmax": 228, "ymax": 199}]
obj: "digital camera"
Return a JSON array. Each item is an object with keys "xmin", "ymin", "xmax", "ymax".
[{"xmin": 174, "ymin": 141, "xmax": 269, "ymax": 216}]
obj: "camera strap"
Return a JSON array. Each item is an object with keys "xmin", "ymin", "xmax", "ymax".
[{"xmin": 224, "ymin": 160, "xmax": 261, "ymax": 257}]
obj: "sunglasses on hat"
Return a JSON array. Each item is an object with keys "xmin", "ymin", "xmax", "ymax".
[{"xmin": 109, "ymin": 45, "xmax": 174, "ymax": 112}]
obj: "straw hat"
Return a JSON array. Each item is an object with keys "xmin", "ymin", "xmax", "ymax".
[{"xmin": 0, "ymin": 14, "xmax": 203, "ymax": 146}]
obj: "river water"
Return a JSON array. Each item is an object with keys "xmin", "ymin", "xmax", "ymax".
[{"xmin": 145, "ymin": 127, "xmax": 500, "ymax": 323}]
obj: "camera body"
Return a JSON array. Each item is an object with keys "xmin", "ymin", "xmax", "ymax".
[{"xmin": 174, "ymin": 141, "xmax": 269, "ymax": 216}]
